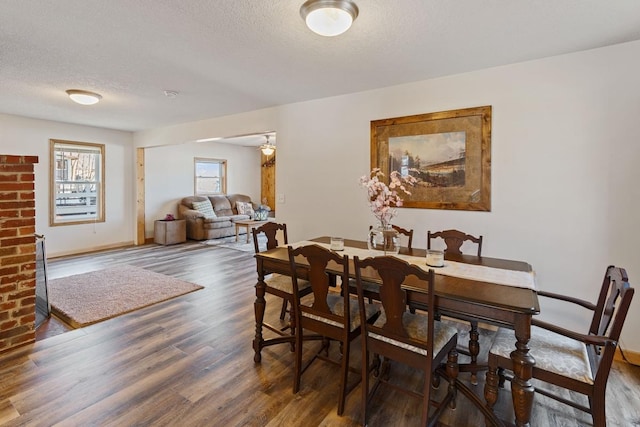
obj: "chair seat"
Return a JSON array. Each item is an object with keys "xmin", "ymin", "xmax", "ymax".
[
  {"xmin": 265, "ymin": 273, "xmax": 310, "ymax": 293},
  {"xmin": 301, "ymin": 294, "xmax": 379, "ymax": 331},
  {"xmin": 490, "ymin": 326, "xmax": 594, "ymax": 384},
  {"xmin": 372, "ymin": 311, "xmax": 458, "ymax": 356}
]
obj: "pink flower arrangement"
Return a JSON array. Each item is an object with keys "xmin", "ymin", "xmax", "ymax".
[{"xmin": 359, "ymin": 168, "xmax": 417, "ymax": 227}]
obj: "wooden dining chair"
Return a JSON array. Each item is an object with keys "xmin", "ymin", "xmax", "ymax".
[
  {"xmin": 485, "ymin": 265, "xmax": 634, "ymax": 427},
  {"xmin": 427, "ymin": 229, "xmax": 485, "ymax": 383},
  {"xmin": 427, "ymin": 229, "xmax": 482, "ymax": 256},
  {"xmin": 287, "ymin": 244, "xmax": 380, "ymax": 416},
  {"xmin": 252, "ymin": 222, "xmax": 311, "ymax": 348},
  {"xmin": 353, "ymin": 255, "xmax": 459, "ymax": 426},
  {"xmin": 359, "ymin": 224, "xmax": 415, "ymax": 303},
  {"xmin": 369, "ymin": 224, "xmax": 414, "ymax": 249}
]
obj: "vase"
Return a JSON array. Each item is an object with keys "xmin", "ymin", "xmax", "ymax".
[{"xmin": 367, "ymin": 224, "xmax": 400, "ymax": 255}]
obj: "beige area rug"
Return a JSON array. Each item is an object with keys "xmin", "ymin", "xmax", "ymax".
[{"xmin": 48, "ymin": 265, "xmax": 203, "ymax": 328}]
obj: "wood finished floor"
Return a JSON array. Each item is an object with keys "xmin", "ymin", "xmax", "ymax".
[{"xmin": 1, "ymin": 241, "xmax": 639, "ymax": 426}]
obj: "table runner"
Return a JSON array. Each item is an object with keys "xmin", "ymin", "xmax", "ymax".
[{"xmin": 285, "ymin": 241, "xmax": 536, "ymax": 290}]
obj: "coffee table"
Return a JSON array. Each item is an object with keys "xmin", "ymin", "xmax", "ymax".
[{"xmin": 235, "ymin": 219, "xmax": 271, "ymax": 243}]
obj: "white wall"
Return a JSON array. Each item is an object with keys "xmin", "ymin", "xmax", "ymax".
[
  {"xmin": 135, "ymin": 40, "xmax": 640, "ymax": 352},
  {"xmin": 144, "ymin": 141, "xmax": 261, "ymax": 237},
  {"xmin": 0, "ymin": 113, "xmax": 134, "ymax": 257}
]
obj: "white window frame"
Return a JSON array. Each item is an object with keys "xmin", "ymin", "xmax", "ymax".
[
  {"xmin": 194, "ymin": 158, "xmax": 227, "ymax": 195},
  {"xmin": 49, "ymin": 139, "xmax": 105, "ymax": 226}
]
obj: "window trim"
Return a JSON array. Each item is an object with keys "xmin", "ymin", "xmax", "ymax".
[
  {"xmin": 194, "ymin": 157, "xmax": 227, "ymax": 195},
  {"xmin": 49, "ymin": 139, "xmax": 105, "ymax": 226}
]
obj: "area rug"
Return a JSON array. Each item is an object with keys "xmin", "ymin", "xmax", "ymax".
[
  {"xmin": 47, "ymin": 265, "xmax": 203, "ymax": 328},
  {"xmin": 202, "ymin": 234, "xmax": 266, "ymax": 253}
]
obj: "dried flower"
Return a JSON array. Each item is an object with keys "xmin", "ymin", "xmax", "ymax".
[{"xmin": 359, "ymin": 168, "xmax": 417, "ymax": 227}]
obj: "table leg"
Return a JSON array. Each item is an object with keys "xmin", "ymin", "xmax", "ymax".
[
  {"xmin": 236, "ymin": 224, "xmax": 240, "ymax": 242},
  {"xmin": 246, "ymin": 226, "xmax": 251, "ymax": 244},
  {"xmin": 253, "ymin": 270, "xmax": 267, "ymax": 363},
  {"xmin": 510, "ymin": 316, "xmax": 535, "ymax": 427},
  {"xmin": 468, "ymin": 320, "xmax": 480, "ymax": 385}
]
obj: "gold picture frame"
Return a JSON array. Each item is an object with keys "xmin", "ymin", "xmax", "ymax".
[{"xmin": 370, "ymin": 106, "xmax": 491, "ymax": 211}]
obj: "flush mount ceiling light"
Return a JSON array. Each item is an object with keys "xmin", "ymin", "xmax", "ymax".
[
  {"xmin": 300, "ymin": 0, "xmax": 359, "ymax": 37},
  {"xmin": 66, "ymin": 89, "xmax": 102, "ymax": 105},
  {"xmin": 260, "ymin": 135, "xmax": 276, "ymax": 156}
]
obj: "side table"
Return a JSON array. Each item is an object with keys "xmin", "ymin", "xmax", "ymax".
[{"xmin": 154, "ymin": 219, "xmax": 186, "ymax": 245}]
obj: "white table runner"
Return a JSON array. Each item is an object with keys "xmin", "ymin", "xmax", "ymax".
[{"xmin": 284, "ymin": 241, "xmax": 536, "ymax": 290}]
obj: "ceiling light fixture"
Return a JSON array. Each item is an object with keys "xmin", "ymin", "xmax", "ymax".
[
  {"xmin": 260, "ymin": 136, "xmax": 276, "ymax": 156},
  {"xmin": 300, "ymin": 0, "xmax": 359, "ymax": 37},
  {"xmin": 66, "ymin": 89, "xmax": 102, "ymax": 105}
]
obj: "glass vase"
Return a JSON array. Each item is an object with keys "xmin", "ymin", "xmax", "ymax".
[{"xmin": 367, "ymin": 224, "xmax": 400, "ymax": 255}]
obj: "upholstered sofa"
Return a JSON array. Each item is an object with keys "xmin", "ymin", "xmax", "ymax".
[{"xmin": 178, "ymin": 194, "xmax": 256, "ymax": 240}]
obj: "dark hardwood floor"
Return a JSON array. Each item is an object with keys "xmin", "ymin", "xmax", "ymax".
[{"xmin": 1, "ymin": 241, "xmax": 639, "ymax": 426}]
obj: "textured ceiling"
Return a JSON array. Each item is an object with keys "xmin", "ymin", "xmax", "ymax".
[{"xmin": 1, "ymin": 0, "xmax": 640, "ymax": 137}]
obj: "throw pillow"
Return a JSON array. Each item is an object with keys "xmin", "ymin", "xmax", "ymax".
[
  {"xmin": 192, "ymin": 200, "xmax": 216, "ymax": 218},
  {"xmin": 236, "ymin": 201, "xmax": 254, "ymax": 217}
]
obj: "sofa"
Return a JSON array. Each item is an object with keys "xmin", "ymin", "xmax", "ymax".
[{"xmin": 178, "ymin": 194, "xmax": 256, "ymax": 240}]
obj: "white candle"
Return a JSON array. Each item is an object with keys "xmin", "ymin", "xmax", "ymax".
[
  {"xmin": 426, "ymin": 250, "xmax": 444, "ymax": 267},
  {"xmin": 330, "ymin": 237, "xmax": 344, "ymax": 251}
]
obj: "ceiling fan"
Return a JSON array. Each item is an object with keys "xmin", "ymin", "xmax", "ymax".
[{"xmin": 260, "ymin": 135, "xmax": 276, "ymax": 156}]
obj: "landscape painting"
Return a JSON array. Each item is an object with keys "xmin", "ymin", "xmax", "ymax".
[
  {"xmin": 370, "ymin": 106, "xmax": 491, "ymax": 211},
  {"xmin": 389, "ymin": 131, "xmax": 466, "ymax": 188}
]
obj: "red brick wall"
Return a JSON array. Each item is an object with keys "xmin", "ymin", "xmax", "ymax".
[{"xmin": 0, "ymin": 154, "xmax": 39, "ymax": 352}]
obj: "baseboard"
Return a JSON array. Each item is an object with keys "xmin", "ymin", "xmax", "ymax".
[
  {"xmin": 615, "ymin": 347, "xmax": 640, "ymax": 365},
  {"xmin": 48, "ymin": 241, "xmax": 135, "ymax": 259}
]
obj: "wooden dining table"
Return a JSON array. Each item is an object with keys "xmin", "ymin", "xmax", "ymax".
[{"xmin": 252, "ymin": 236, "xmax": 540, "ymax": 427}]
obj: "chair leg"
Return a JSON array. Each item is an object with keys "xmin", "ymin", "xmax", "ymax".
[
  {"xmin": 288, "ymin": 301, "xmax": 296, "ymax": 352},
  {"xmin": 468, "ymin": 321, "xmax": 480, "ymax": 385},
  {"xmin": 280, "ymin": 299, "xmax": 288, "ymax": 320},
  {"xmin": 337, "ymin": 338, "xmax": 350, "ymax": 416},
  {"xmin": 421, "ymin": 365, "xmax": 433, "ymax": 426},
  {"xmin": 590, "ymin": 393, "xmax": 606, "ymax": 427},
  {"xmin": 484, "ymin": 363, "xmax": 500, "ymax": 425},
  {"xmin": 361, "ymin": 344, "xmax": 370, "ymax": 426},
  {"xmin": 446, "ymin": 349, "xmax": 459, "ymax": 409},
  {"xmin": 293, "ymin": 319, "xmax": 303, "ymax": 394}
]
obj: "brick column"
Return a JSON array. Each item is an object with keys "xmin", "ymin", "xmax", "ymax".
[{"xmin": 0, "ymin": 154, "xmax": 39, "ymax": 352}]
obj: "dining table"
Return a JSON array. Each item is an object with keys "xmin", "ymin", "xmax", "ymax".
[{"xmin": 252, "ymin": 236, "xmax": 540, "ymax": 427}]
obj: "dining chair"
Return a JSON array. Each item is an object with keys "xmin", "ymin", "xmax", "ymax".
[
  {"xmin": 359, "ymin": 224, "xmax": 415, "ymax": 303},
  {"xmin": 353, "ymin": 255, "xmax": 459, "ymax": 426},
  {"xmin": 485, "ymin": 265, "xmax": 634, "ymax": 427},
  {"xmin": 252, "ymin": 222, "xmax": 311, "ymax": 346},
  {"xmin": 369, "ymin": 224, "xmax": 414, "ymax": 249},
  {"xmin": 427, "ymin": 228, "xmax": 485, "ymax": 383},
  {"xmin": 287, "ymin": 244, "xmax": 380, "ymax": 416},
  {"xmin": 427, "ymin": 229, "xmax": 482, "ymax": 256}
]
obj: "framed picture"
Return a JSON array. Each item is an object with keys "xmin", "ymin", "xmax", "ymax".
[{"xmin": 370, "ymin": 105, "xmax": 491, "ymax": 211}]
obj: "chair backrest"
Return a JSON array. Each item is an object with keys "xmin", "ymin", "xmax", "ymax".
[
  {"xmin": 590, "ymin": 267, "xmax": 634, "ymax": 389},
  {"xmin": 427, "ymin": 229, "xmax": 483, "ymax": 256},
  {"xmin": 354, "ymin": 256, "xmax": 436, "ymax": 359},
  {"xmin": 288, "ymin": 244, "xmax": 350, "ymax": 326},
  {"xmin": 253, "ymin": 222, "xmax": 287, "ymax": 254},
  {"xmin": 369, "ymin": 225, "xmax": 414, "ymax": 249},
  {"xmin": 590, "ymin": 266, "xmax": 634, "ymax": 340}
]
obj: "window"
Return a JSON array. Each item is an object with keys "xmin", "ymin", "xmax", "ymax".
[
  {"xmin": 194, "ymin": 158, "xmax": 226, "ymax": 195},
  {"xmin": 50, "ymin": 140, "xmax": 105, "ymax": 226}
]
